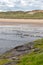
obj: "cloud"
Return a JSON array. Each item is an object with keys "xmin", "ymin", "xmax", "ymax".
[{"xmin": 0, "ymin": 0, "xmax": 43, "ymax": 11}]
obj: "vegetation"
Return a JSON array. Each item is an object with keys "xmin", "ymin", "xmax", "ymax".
[
  {"xmin": 17, "ymin": 39, "xmax": 43, "ymax": 65},
  {"xmin": 17, "ymin": 53, "xmax": 43, "ymax": 65},
  {"xmin": 0, "ymin": 11, "xmax": 43, "ymax": 19},
  {"xmin": 0, "ymin": 59, "xmax": 10, "ymax": 65}
]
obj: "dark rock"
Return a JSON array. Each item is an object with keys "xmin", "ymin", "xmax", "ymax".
[
  {"xmin": 4, "ymin": 61, "xmax": 16, "ymax": 65},
  {"xmin": 14, "ymin": 45, "xmax": 24, "ymax": 49},
  {"xmin": 33, "ymin": 48, "xmax": 40, "ymax": 52}
]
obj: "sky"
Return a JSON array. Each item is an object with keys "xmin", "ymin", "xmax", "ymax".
[{"xmin": 0, "ymin": 0, "xmax": 43, "ymax": 11}]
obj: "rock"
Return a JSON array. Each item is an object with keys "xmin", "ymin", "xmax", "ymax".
[
  {"xmin": 4, "ymin": 61, "xmax": 17, "ymax": 65},
  {"xmin": 33, "ymin": 48, "xmax": 40, "ymax": 52},
  {"xmin": 15, "ymin": 45, "xmax": 23, "ymax": 49},
  {"xmin": 12, "ymin": 57, "xmax": 19, "ymax": 60}
]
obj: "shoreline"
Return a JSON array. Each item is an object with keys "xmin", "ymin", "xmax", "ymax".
[{"xmin": 0, "ymin": 19, "xmax": 43, "ymax": 25}]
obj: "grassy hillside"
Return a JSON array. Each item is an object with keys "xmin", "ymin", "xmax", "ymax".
[
  {"xmin": 0, "ymin": 38, "xmax": 43, "ymax": 65},
  {"xmin": 0, "ymin": 11, "xmax": 43, "ymax": 19}
]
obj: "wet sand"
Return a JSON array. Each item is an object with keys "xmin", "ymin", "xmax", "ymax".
[{"xmin": 0, "ymin": 19, "xmax": 43, "ymax": 25}]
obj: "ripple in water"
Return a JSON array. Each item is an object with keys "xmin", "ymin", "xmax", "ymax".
[{"xmin": 0, "ymin": 24, "xmax": 43, "ymax": 54}]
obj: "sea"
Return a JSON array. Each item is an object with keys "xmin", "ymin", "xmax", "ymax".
[{"xmin": 0, "ymin": 23, "xmax": 43, "ymax": 54}]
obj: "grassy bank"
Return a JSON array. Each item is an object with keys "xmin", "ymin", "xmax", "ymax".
[
  {"xmin": 0, "ymin": 11, "xmax": 43, "ymax": 19},
  {"xmin": 0, "ymin": 38, "xmax": 43, "ymax": 65},
  {"xmin": 17, "ymin": 39, "xmax": 43, "ymax": 65}
]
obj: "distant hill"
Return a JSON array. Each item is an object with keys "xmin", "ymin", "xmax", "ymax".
[{"xmin": 0, "ymin": 10, "xmax": 43, "ymax": 19}]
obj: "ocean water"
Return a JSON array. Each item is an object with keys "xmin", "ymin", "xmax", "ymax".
[{"xmin": 0, "ymin": 24, "xmax": 43, "ymax": 54}]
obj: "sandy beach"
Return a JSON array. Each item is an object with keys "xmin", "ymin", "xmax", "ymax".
[{"xmin": 0, "ymin": 19, "xmax": 43, "ymax": 25}]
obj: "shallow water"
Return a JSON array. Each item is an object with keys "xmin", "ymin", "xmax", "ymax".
[{"xmin": 0, "ymin": 24, "xmax": 43, "ymax": 54}]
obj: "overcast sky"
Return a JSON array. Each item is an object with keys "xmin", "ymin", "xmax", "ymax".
[{"xmin": 0, "ymin": 0, "xmax": 43, "ymax": 11}]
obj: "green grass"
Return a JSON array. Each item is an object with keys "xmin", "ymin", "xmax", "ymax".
[
  {"xmin": 34, "ymin": 39, "xmax": 43, "ymax": 51},
  {"xmin": 17, "ymin": 38, "xmax": 43, "ymax": 65},
  {"xmin": 0, "ymin": 59, "xmax": 10, "ymax": 65},
  {"xmin": 17, "ymin": 53, "xmax": 43, "ymax": 65}
]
